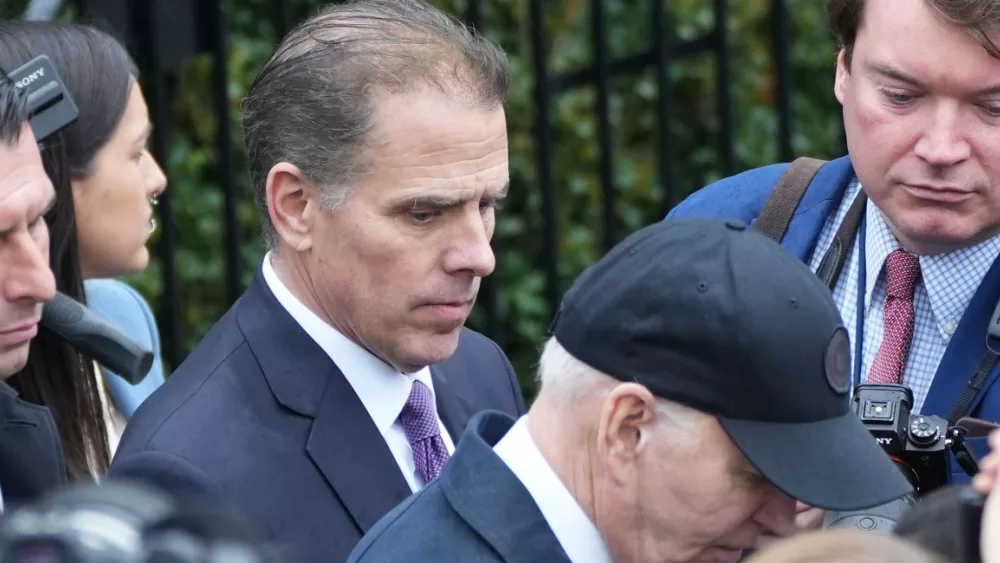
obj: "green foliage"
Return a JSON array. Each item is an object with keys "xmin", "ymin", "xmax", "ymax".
[{"xmin": 107, "ymin": 0, "xmax": 845, "ymax": 401}]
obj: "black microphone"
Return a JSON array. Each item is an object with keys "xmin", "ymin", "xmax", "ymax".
[{"xmin": 41, "ymin": 291, "xmax": 154, "ymax": 385}]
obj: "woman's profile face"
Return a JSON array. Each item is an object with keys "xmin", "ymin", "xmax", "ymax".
[{"xmin": 72, "ymin": 78, "xmax": 167, "ymax": 279}]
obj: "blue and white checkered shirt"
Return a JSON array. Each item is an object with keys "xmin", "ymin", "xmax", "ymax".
[{"xmin": 807, "ymin": 178, "xmax": 1000, "ymax": 414}]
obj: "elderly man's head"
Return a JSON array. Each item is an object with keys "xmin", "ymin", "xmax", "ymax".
[
  {"xmin": 525, "ymin": 218, "xmax": 916, "ymax": 563},
  {"xmin": 0, "ymin": 72, "xmax": 56, "ymax": 378},
  {"xmin": 242, "ymin": 0, "xmax": 509, "ymax": 373},
  {"xmin": 529, "ymin": 337, "xmax": 796, "ymax": 563}
]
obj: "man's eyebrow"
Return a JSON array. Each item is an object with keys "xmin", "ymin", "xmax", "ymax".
[
  {"xmin": 0, "ymin": 192, "xmax": 55, "ymax": 237},
  {"xmin": 865, "ymin": 61, "xmax": 924, "ymax": 87},
  {"xmin": 492, "ymin": 180, "xmax": 510, "ymax": 200},
  {"xmin": 394, "ymin": 182, "xmax": 510, "ymax": 209},
  {"xmin": 865, "ymin": 60, "xmax": 1000, "ymax": 97}
]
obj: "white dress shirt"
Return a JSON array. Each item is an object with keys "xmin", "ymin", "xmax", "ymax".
[
  {"xmin": 494, "ymin": 416, "xmax": 613, "ymax": 563},
  {"xmin": 261, "ymin": 252, "xmax": 455, "ymax": 492},
  {"xmin": 807, "ymin": 178, "xmax": 1000, "ymax": 413}
]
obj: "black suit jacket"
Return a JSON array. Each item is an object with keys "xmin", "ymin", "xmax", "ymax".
[
  {"xmin": 347, "ymin": 411, "xmax": 573, "ymax": 563},
  {"xmin": 0, "ymin": 381, "xmax": 67, "ymax": 509},
  {"xmin": 108, "ymin": 270, "xmax": 526, "ymax": 562}
]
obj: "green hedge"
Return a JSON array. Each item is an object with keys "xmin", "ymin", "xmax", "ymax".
[{"xmin": 21, "ymin": 0, "xmax": 847, "ymax": 401}]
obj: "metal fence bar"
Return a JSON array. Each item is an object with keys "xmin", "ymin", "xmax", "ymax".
[
  {"xmin": 550, "ymin": 34, "xmax": 714, "ymax": 93},
  {"xmin": 772, "ymin": 0, "xmax": 793, "ymax": 162},
  {"xmin": 653, "ymin": 0, "xmax": 676, "ymax": 216},
  {"xmin": 207, "ymin": 0, "xmax": 243, "ymax": 306},
  {"xmin": 273, "ymin": 0, "xmax": 295, "ymax": 41},
  {"xmin": 529, "ymin": 0, "xmax": 561, "ymax": 318},
  {"xmin": 713, "ymin": 0, "xmax": 735, "ymax": 176},
  {"xmin": 133, "ymin": 0, "xmax": 181, "ymax": 369},
  {"xmin": 466, "ymin": 0, "xmax": 482, "ymax": 30},
  {"xmin": 590, "ymin": 0, "xmax": 617, "ymax": 251}
]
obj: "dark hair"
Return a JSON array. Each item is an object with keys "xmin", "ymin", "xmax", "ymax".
[
  {"xmin": 829, "ymin": 0, "xmax": 1000, "ymax": 68},
  {"xmin": 0, "ymin": 20, "xmax": 138, "ymax": 481},
  {"xmin": 0, "ymin": 70, "xmax": 28, "ymax": 145},
  {"xmin": 242, "ymin": 0, "xmax": 510, "ymax": 248}
]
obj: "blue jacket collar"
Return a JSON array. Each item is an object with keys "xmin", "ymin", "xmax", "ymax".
[{"xmin": 441, "ymin": 411, "xmax": 574, "ymax": 563}]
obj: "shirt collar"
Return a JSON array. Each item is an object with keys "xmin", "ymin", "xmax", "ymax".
[
  {"xmin": 260, "ymin": 252, "xmax": 435, "ymax": 435},
  {"xmin": 863, "ymin": 191, "xmax": 1000, "ymax": 340},
  {"xmin": 493, "ymin": 416, "xmax": 614, "ymax": 563}
]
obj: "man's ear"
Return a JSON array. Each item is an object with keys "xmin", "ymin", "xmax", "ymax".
[
  {"xmin": 834, "ymin": 49, "xmax": 849, "ymax": 105},
  {"xmin": 597, "ymin": 383, "xmax": 657, "ymax": 485},
  {"xmin": 266, "ymin": 162, "xmax": 317, "ymax": 252}
]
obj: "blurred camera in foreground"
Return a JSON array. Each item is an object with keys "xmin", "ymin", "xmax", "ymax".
[
  {"xmin": 0, "ymin": 480, "xmax": 273, "ymax": 563},
  {"xmin": 824, "ymin": 383, "xmax": 979, "ymax": 532}
]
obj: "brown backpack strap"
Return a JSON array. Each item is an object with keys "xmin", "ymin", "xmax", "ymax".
[{"xmin": 754, "ymin": 157, "xmax": 828, "ymax": 243}]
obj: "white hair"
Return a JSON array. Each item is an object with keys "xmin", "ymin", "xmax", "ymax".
[{"xmin": 535, "ymin": 337, "xmax": 703, "ymax": 430}]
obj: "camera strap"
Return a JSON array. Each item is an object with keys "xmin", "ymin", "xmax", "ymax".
[
  {"xmin": 947, "ymin": 301, "xmax": 1000, "ymax": 426},
  {"xmin": 755, "ymin": 156, "xmax": 863, "ymax": 290},
  {"xmin": 758, "ymin": 159, "xmax": 1000, "ymax": 424}
]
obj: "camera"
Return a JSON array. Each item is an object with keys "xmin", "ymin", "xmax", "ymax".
[
  {"xmin": 0, "ymin": 480, "xmax": 274, "ymax": 563},
  {"xmin": 823, "ymin": 383, "xmax": 978, "ymax": 532},
  {"xmin": 854, "ymin": 384, "xmax": 952, "ymax": 493}
]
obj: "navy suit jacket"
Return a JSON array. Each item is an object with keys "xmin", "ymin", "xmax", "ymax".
[
  {"xmin": 108, "ymin": 270, "xmax": 526, "ymax": 563},
  {"xmin": 347, "ymin": 411, "xmax": 573, "ymax": 563},
  {"xmin": 0, "ymin": 380, "xmax": 67, "ymax": 509}
]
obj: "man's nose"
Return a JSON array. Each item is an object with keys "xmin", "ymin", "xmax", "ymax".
[
  {"xmin": 914, "ymin": 102, "xmax": 971, "ymax": 167},
  {"xmin": 442, "ymin": 210, "xmax": 496, "ymax": 278},
  {"xmin": 2, "ymin": 229, "xmax": 56, "ymax": 305}
]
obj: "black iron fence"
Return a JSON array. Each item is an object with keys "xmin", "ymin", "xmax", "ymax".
[{"xmin": 70, "ymin": 0, "xmax": 806, "ymax": 371}]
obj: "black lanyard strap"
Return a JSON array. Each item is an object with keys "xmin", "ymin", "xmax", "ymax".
[
  {"xmin": 817, "ymin": 192, "xmax": 867, "ymax": 289},
  {"xmin": 948, "ymin": 299, "xmax": 1000, "ymax": 426}
]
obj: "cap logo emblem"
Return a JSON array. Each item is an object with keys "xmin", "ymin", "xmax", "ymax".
[{"xmin": 824, "ymin": 328, "xmax": 851, "ymax": 395}]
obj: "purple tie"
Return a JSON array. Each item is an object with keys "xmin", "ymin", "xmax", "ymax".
[{"xmin": 398, "ymin": 380, "xmax": 450, "ymax": 483}]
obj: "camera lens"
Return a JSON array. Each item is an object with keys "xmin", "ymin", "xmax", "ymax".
[{"xmin": 892, "ymin": 458, "xmax": 921, "ymax": 490}]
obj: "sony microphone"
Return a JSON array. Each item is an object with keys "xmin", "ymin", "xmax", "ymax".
[{"xmin": 41, "ymin": 291, "xmax": 154, "ymax": 385}]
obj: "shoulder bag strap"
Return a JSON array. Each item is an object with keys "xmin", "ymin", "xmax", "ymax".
[{"xmin": 754, "ymin": 157, "xmax": 828, "ymax": 243}]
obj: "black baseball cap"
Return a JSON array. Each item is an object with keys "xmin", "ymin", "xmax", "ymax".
[{"xmin": 551, "ymin": 217, "xmax": 914, "ymax": 511}]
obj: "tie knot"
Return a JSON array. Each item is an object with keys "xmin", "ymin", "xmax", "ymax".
[
  {"xmin": 399, "ymin": 380, "xmax": 438, "ymax": 442},
  {"xmin": 885, "ymin": 249, "xmax": 921, "ymax": 299}
]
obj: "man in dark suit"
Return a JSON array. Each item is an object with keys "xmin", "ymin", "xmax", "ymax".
[
  {"xmin": 109, "ymin": 1, "xmax": 524, "ymax": 561},
  {"xmin": 348, "ymin": 218, "xmax": 915, "ymax": 563},
  {"xmin": 0, "ymin": 70, "xmax": 67, "ymax": 509}
]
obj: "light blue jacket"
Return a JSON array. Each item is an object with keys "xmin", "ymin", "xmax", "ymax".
[{"xmin": 83, "ymin": 278, "xmax": 165, "ymax": 418}]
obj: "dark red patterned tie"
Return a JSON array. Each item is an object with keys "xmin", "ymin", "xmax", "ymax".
[{"xmin": 868, "ymin": 250, "xmax": 921, "ymax": 384}]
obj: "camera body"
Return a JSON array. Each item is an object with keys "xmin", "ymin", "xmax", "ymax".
[
  {"xmin": 823, "ymin": 383, "xmax": 969, "ymax": 532},
  {"xmin": 853, "ymin": 383, "xmax": 950, "ymax": 494}
]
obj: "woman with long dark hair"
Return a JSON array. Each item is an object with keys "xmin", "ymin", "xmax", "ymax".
[{"xmin": 0, "ymin": 20, "xmax": 168, "ymax": 481}]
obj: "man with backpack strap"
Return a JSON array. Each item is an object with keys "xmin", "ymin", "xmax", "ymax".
[{"xmin": 668, "ymin": 0, "xmax": 1000, "ymax": 510}]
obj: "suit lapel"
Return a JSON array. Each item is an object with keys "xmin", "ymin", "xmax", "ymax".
[
  {"xmin": 442, "ymin": 412, "xmax": 574, "ymax": 563},
  {"xmin": 923, "ymin": 255, "xmax": 1000, "ymax": 418},
  {"xmin": 432, "ymin": 364, "xmax": 476, "ymax": 443},
  {"xmin": 306, "ymin": 372, "xmax": 413, "ymax": 533},
  {"xmin": 779, "ymin": 155, "xmax": 857, "ymax": 262},
  {"xmin": 236, "ymin": 271, "xmax": 412, "ymax": 534}
]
